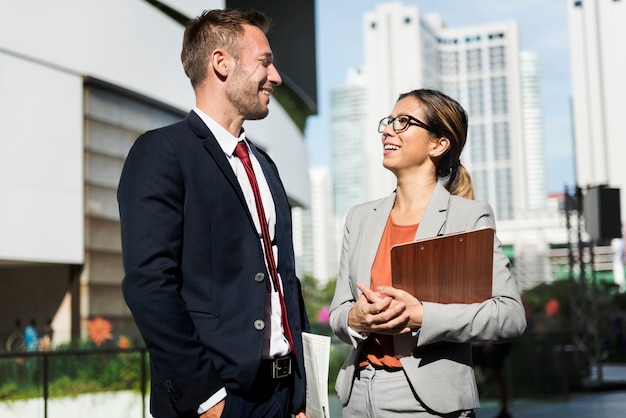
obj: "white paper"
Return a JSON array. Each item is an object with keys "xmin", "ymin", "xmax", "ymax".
[{"xmin": 302, "ymin": 332, "xmax": 331, "ymax": 418}]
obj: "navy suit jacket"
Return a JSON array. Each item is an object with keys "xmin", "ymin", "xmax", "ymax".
[{"xmin": 118, "ymin": 111, "xmax": 309, "ymax": 417}]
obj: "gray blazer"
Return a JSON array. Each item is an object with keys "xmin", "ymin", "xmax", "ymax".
[{"xmin": 329, "ymin": 181, "xmax": 527, "ymax": 415}]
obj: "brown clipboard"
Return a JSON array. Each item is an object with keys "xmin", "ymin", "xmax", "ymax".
[{"xmin": 390, "ymin": 228, "xmax": 494, "ymax": 304}]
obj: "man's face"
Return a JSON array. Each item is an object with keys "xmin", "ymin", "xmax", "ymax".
[{"xmin": 226, "ymin": 25, "xmax": 282, "ymax": 120}]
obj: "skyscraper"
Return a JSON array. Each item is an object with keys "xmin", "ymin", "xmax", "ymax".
[
  {"xmin": 329, "ymin": 2, "xmax": 562, "ymax": 289},
  {"xmin": 301, "ymin": 167, "xmax": 337, "ymax": 285},
  {"xmin": 520, "ymin": 51, "xmax": 548, "ymax": 213},
  {"xmin": 331, "ymin": 68, "xmax": 368, "ymax": 225},
  {"xmin": 568, "ymin": 0, "xmax": 626, "ymax": 222},
  {"xmin": 361, "ymin": 2, "xmax": 542, "ymax": 221}
]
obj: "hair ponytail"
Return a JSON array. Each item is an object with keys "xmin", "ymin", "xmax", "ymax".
[
  {"xmin": 446, "ymin": 163, "xmax": 474, "ymax": 199},
  {"xmin": 399, "ymin": 89, "xmax": 475, "ymax": 199}
]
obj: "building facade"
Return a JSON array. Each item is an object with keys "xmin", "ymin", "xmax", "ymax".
[
  {"xmin": 0, "ymin": 0, "xmax": 315, "ymax": 346},
  {"xmin": 568, "ymin": 0, "xmax": 626, "ymax": 223},
  {"xmin": 299, "ymin": 168, "xmax": 337, "ymax": 285},
  {"xmin": 330, "ymin": 68, "xmax": 368, "ymax": 225},
  {"xmin": 328, "ymin": 2, "xmax": 566, "ymax": 289},
  {"xmin": 519, "ymin": 51, "xmax": 548, "ymax": 213},
  {"xmin": 362, "ymin": 2, "xmax": 531, "ymax": 221}
]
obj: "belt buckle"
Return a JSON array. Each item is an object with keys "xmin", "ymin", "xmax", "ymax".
[{"xmin": 272, "ymin": 355, "xmax": 291, "ymax": 379}]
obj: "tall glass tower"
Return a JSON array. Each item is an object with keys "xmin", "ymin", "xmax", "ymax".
[{"xmin": 359, "ymin": 2, "xmax": 545, "ymax": 221}]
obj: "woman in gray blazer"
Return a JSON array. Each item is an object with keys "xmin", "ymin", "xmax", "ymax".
[{"xmin": 329, "ymin": 89, "xmax": 527, "ymax": 417}]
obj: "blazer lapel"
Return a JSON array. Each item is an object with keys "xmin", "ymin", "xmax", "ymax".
[
  {"xmin": 249, "ymin": 145, "xmax": 290, "ymax": 240},
  {"xmin": 185, "ymin": 111, "xmax": 254, "ymax": 224},
  {"xmin": 415, "ymin": 181, "xmax": 450, "ymax": 240},
  {"xmin": 356, "ymin": 193, "xmax": 396, "ymax": 289},
  {"xmin": 249, "ymin": 146, "xmax": 282, "ymax": 202},
  {"xmin": 353, "ymin": 182, "xmax": 450, "ymax": 290},
  {"xmin": 186, "ymin": 112, "xmax": 241, "ymax": 190}
]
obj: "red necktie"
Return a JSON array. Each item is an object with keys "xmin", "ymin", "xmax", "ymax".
[{"xmin": 234, "ymin": 141, "xmax": 296, "ymax": 355}]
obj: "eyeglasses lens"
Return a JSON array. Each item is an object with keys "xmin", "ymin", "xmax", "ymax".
[
  {"xmin": 393, "ymin": 117, "xmax": 409, "ymax": 131},
  {"xmin": 379, "ymin": 117, "xmax": 407, "ymax": 133}
]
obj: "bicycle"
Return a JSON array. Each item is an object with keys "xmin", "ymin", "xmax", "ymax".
[{"xmin": 5, "ymin": 330, "xmax": 27, "ymax": 352}]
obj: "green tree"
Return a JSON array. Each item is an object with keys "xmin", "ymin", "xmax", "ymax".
[{"xmin": 301, "ymin": 275, "xmax": 336, "ymax": 325}]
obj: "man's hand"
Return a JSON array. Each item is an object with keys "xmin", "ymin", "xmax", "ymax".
[
  {"xmin": 199, "ymin": 399, "xmax": 225, "ymax": 418},
  {"xmin": 199, "ymin": 399, "xmax": 307, "ymax": 418}
]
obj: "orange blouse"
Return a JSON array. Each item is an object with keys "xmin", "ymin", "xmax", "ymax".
[{"xmin": 359, "ymin": 216, "xmax": 418, "ymax": 370}]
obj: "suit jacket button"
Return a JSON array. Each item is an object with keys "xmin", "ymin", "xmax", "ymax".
[
  {"xmin": 165, "ymin": 380, "xmax": 174, "ymax": 392},
  {"xmin": 255, "ymin": 273, "xmax": 265, "ymax": 283},
  {"xmin": 254, "ymin": 319, "xmax": 265, "ymax": 330}
]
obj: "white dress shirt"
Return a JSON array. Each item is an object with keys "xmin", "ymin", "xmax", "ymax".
[{"xmin": 193, "ymin": 108, "xmax": 290, "ymax": 413}]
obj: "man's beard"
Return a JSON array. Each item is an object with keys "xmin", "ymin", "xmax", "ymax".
[{"xmin": 226, "ymin": 67, "xmax": 270, "ymax": 121}]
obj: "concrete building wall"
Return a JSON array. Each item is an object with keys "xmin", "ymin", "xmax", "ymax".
[
  {"xmin": 0, "ymin": 0, "xmax": 313, "ymax": 345},
  {"xmin": 568, "ymin": 0, "xmax": 626, "ymax": 222}
]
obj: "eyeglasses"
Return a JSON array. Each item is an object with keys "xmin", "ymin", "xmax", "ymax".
[{"xmin": 378, "ymin": 115, "xmax": 435, "ymax": 134}]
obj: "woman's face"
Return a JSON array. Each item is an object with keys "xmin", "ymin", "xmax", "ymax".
[{"xmin": 380, "ymin": 97, "xmax": 436, "ymax": 174}]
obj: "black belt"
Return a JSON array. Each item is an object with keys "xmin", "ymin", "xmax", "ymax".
[{"xmin": 260, "ymin": 355, "xmax": 292, "ymax": 379}]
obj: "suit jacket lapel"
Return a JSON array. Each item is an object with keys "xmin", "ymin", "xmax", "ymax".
[
  {"xmin": 249, "ymin": 145, "xmax": 290, "ymax": 242},
  {"xmin": 356, "ymin": 194, "xmax": 395, "ymax": 288},
  {"xmin": 355, "ymin": 182, "xmax": 450, "ymax": 287},
  {"xmin": 415, "ymin": 180, "xmax": 450, "ymax": 240},
  {"xmin": 249, "ymin": 146, "xmax": 282, "ymax": 204},
  {"xmin": 191, "ymin": 119, "xmax": 288, "ymax": 253},
  {"xmin": 185, "ymin": 112, "xmax": 255, "ymax": 226}
]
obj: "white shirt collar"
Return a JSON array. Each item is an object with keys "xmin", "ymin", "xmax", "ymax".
[{"xmin": 193, "ymin": 108, "xmax": 246, "ymax": 156}]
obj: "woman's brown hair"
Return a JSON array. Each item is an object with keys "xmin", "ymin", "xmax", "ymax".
[{"xmin": 398, "ymin": 89, "xmax": 475, "ymax": 199}]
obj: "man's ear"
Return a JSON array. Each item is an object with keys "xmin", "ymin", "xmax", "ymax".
[{"xmin": 211, "ymin": 49, "xmax": 230, "ymax": 78}]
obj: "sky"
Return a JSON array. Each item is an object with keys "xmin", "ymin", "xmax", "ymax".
[{"xmin": 306, "ymin": 0, "xmax": 575, "ymax": 194}]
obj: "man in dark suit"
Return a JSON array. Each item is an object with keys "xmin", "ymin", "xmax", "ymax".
[{"xmin": 117, "ymin": 9, "xmax": 308, "ymax": 418}]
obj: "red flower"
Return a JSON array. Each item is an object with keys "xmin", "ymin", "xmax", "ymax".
[
  {"xmin": 545, "ymin": 299, "xmax": 560, "ymax": 317},
  {"xmin": 88, "ymin": 317, "xmax": 113, "ymax": 347}
]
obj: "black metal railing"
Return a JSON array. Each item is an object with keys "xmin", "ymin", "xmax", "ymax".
[{"xmin": 0, "ymin": 348, "xmax": 148, "ymax": 418}]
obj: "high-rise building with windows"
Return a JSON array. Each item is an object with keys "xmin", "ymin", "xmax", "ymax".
[
  {"xmin": 360, "ymin": 2, "xmax": 548, "ymax": 221},
  {"xmin": 568, "ymin": 0, "xmax": 626, "ymax": 222},
  {"xmin": 519, "ymin": 51, "xmax": 548, "ymax": 213},
  {"xmin": 331, "ymin": 68, "xmax": 368, "ymax": 225},
  {"xmin": 300, "ymin": 168, "xmax": 337, "ymax": 285},
  {"xmin": 329, "ymin": 2, "xmax": 562, "ymax": 289}
]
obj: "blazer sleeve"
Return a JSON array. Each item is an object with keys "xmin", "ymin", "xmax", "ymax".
[
  {"xmin": 118, "ymin": 130, "xmax": 223, "ymax": 415},
  {"xmin": 329, "ymin": 206, "xmax": 360, "ymax": 346},
  {"xmin": 417, "ymin": 200, "xmax": 527, "ymax": 346}
]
